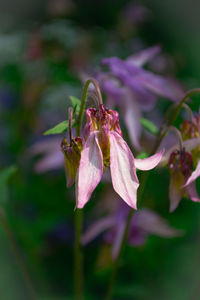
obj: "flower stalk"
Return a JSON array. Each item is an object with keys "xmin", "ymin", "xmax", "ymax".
[{"xmin": 104, "ymin": 88, "xmax": 200, "ymax": 300}]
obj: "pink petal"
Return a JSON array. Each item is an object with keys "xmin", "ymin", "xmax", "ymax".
[
  {"xmin": 109, "ymin": 131, "xmax": 139, "ymax": 210},
  {"xmin": 134, "ymin": 150, "xmax": 163, "ymax": 170},
  {"xmin": 81, "ymin": 216, "xmax": 115, "ymax": 246},
  {"xmin": 186, "ymin": 182, "xmax": 200, "ymax": 202},
  {"xmin": 76, "ymin": 132, "xmax": 103, "ymax": 209},
  {"xmin": 169, "ymin": 173, "xmax": 185, "ymax": 212},
  {"xmin": 184, "ymin": 160, "xmax": 200, "ymax": 187}
]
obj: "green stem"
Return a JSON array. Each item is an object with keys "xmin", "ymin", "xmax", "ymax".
[
  {"xmin": 76, "ymin": 78, "xmax": 103, "ymax": 136},
  {"xmin": 0, "ymin": 208, "xmax": 37, "ymax": 299},
  {"xmin": 74, "ymin": 78, "xmax": 102, "ymax": 300},
  {"xmin": 104, "ymin": 88, "xmax": 200, "ymax": 300},
  {"xmin": 154, "ymin": 88, "xmax": 200, "ymax": 153},
  {"xmin": 74, "ymin": 209, "xmax": 83, "ymax": 300}
]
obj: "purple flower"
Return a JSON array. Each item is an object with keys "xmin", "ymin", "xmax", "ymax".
[
  {"xmin": 76, "ymin": 104, "xmax": 163, "ymax": 209},
  {"xmin": 97, "ymin": 46, "xmax": 184, "ymax": 149},
  {"xmin": 81, "ymin": 202, "xmax": 182, "ymax": 259},
  {"xmin": 29, "ymin": 137, "xmax": 64, "ymax": 173}
]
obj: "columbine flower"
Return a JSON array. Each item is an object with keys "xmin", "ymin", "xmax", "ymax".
[
  {"xmin": 81, "ymin": 201, "xmax": 182, "ymax": 259},
  {"xmin": 161, "ymin": 136, "xmax": 200, "ymax": 211},
  {"xmin": 76, "ymin": 104, "xmax": 163, "ymax": 209},
  {"xmin": 97, "ymin": 46, "xmax": 183, "ymax": 149}
]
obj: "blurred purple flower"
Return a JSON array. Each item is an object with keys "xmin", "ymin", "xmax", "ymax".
[
  {"xmin": 81, "ymin": 202, "xmax": 182, "ymax": 259},
  {"xmin": 97, "ymin": 46, "xmax": 184, "ymax": 149},
  {"xmin": 29, "ymin": 137, "xmax": 64, "ymax": 173}
]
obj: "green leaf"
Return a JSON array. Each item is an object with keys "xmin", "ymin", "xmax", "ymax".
[
  {"xmin": 69, "ymin": 95, "xmax": 81, "ymax": 113},
  {"xmin": 0, "ymin": 166, "xmax": 17, "ymax": 185},
  {"xmin": 43, "ymin": 120, "xmax": 69, "ymax": 135},
  {"xmin": 140, "ymin": 117, "xmax": 159, "ymax": 136},
  {"xmin": 136, "ymin": 152, "xmax": 149, "ymax": 159},
  {"xmin": 0, "ymin": 166, "xmax": 17, "ymax": 204}
]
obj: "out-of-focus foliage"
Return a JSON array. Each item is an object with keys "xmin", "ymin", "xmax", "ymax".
[{"xmin": 0, "ymin": 1, "xmax": 200, "ymax": 299}]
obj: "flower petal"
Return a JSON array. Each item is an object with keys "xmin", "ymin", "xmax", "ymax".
[
  {"xmin": 123, "ymin": 94, "xmax": 142, "ymax": 150},
  {"xmin": 134, "ymin": 150, "xmax": 163, "ymax": 170},
  {"xmin": 184, "ymin": 160, "xmax": 200, "ymax": 186},
  {"xmin": 76, "ymin": 132, "xmax": 103, "ymax": 209},
  {"xmin": 160, "ymin": 137, "xmax": 200, "ymax": 166},
  {"xmin": 81, "ymin": 216, "xmax": 115, "ymax": 246},
  {"xmin": 135, "ymin": 71, "xmax": 184, "ymax": 101},
  {"xmin": 169, "ymin": 172, "xmax": 185, "ymax": 212},
  {"xmin": 186, "ymin": 182, "xmax": 200, "ymax": 202},
  {"xmin": 126, "ymin": 45, "xmax": 161, "ymax": 67},
  {"xmin": 111, "ymin": 221, "xmax": 126, "ymax": 259},
  {"xmin": 109, "ymin": 131, "xmax": 139, "ymax": 209}
]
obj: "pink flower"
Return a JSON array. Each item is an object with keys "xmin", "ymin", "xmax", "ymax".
[
  {"xmin": 76, "ymin": 104, "xmax": 163, "ymax": 209},
  {"xmin": 160, "ymin": 137, "xmax": 200, "ymax": 211}
]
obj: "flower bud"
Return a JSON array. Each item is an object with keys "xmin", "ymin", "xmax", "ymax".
[{"xmin": 61, "ymin": 137, "xmax": 83, "ymax": 187}]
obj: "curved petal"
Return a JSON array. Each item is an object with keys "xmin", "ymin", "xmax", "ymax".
[
  {"xmin": 186, "ymin": 182, "xmax": 200, "ymax": 202},
  {"xmin": 169, "ymin": 173, "xmax": 184, "ymax": 212},
  {"xmin": 134, "ymin": 150, "xmax": 163, "ymax": 170},
  {"xmin": 126, "ymin": 45, "xmax": 161, "ymax": 67},
  {"xmin": 109, "ymin": 131, "xmax": 139, "ymax": 210},
  {"xmin": 184, "ymin": 160, "xmax": 200, "ymax": 187},
  {"xmin": 76, "ymin": 132, "xmax": 103, "ymax": 209}
]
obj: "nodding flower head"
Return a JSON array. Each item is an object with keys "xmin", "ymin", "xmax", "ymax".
[
  {"xmin": 76, "ymin": 103, "xmax": 163, "ymax": 210},
  {"xmin": 168, "ymin": 147, "xmax": 200, "ymax": 212},
  {"xmin": 83, "ymin": 104, "xmax": 122, "ymax": 168},
  {"xmin": 168, "ymin": 148, "xmax": 193, "ymax": 178},
  {"xmin": 61, "ymin": 137, "xmax": 83, "ymax": 187},
  {"xmin": 181, "ymin": 116, "xmax": 200, "ymax": 166}
]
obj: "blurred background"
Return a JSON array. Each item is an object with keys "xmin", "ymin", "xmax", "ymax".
[{"xmin": 1, "ymin": 0, "xmax": 200, "ymax": 299}]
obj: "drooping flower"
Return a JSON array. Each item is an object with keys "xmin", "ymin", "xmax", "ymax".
[
  {"xmin": 76, "ymin": 104, "xmax": 163, "ymax": 209},
  {"xmin": 160, "ymin": 135, "xmax": 200, "ymax": 211},
  {"xmin": 81, "ymin": 201, "xmax": 182, "ymax": 259},
  {"xmin": 96, "ymin": 46, "xmax": 184, "ymax": 149},
  {"xmin": 168, "ymin": 148, "xmax": 200, "ymax": 211}
]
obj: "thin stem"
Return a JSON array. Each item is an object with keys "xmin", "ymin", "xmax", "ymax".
[
  {"xmin": 154, "ymin": 88, "xmax": 200, "ymax": 153},
  {"xmin": 105, "ymin": 88, "xmax": 200, "ymax": 300},
  {"xmin": 0, "ymin": 208, "xmax": 37, "ymax": 299},
  {"xmin": 74, "ymin": 78, "xmax": 103, "ymax": 300},
  {"xmin": 68, "ymin": 107, "xmax": 73, "ymax": 144},
  {"xmin": 182, "ymin": 103, "xmax": 193, "ymax": 122},
  {"xmin": 105, "ymin": 210, "xmax": 134, "ymax": 300},
  {"xmin": 168, "ymin": 126, "xmax": 183, "ymax": 152},
  {"xmin": 76, "ymin": 78, "xmax": 103, "ymax": 136},
  {"xmin": 74, "ymin": 209, "xmax": 83, "ymax": 300}
]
